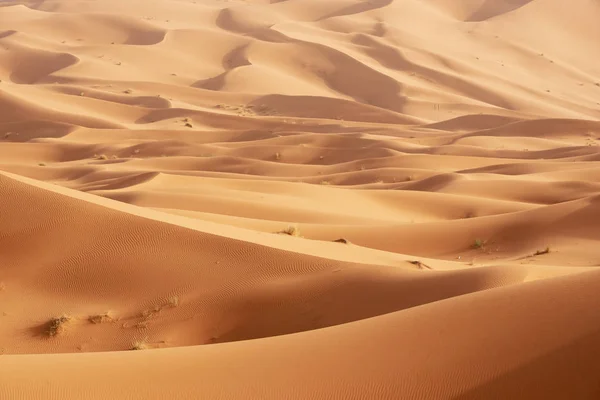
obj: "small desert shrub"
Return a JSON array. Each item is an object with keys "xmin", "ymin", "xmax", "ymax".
[
  {"xmin": 131, "ymin": 340, "xmax": 149, "ymax": 350},
  {"xmin": 141, "ymin": 308, "xmax": 159, "ymax": 320},
  {"xmin": 46, "ymin": 315, "xmax": 72, "ymax": 337},
  {"xmin": 88, "ymin": 311, "xmax": 115, "ymax": 324},
  {"xmin": 278, "ymin": 225, "xmax": 299, "ymax": 237},
  {"xmin": 167, "ymin": 296, "xmax": 179, "ymax": 308},
  {"xmin": 141, "ymin": 296, "xmax": 180, "ymax": 320},
  {"xmin": 473, "ymin": 239, "xmax": 485, "ymax": 249}
]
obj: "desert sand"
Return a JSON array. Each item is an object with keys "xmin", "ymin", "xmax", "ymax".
[{"xmin": 1, "ymin": 0, "xmax": 600, "ymax": 398}]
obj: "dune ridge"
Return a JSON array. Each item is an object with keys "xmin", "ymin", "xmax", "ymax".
[{"xmin": 1, "ymin": 0, "xmax": 600, "ymax": 398}]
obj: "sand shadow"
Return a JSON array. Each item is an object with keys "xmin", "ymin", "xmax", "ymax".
[
  {"xmin": 467, "ymin": 0, "xmax": 535, "ymax": 22},
  {"xmin": 0, "ymin": 30, "xmax": 17, "ymax": 40}
]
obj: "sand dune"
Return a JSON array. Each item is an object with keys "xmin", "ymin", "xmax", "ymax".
[{"xmin": 1, "ymin": 0, "xmax": 600, "ymax": 398}]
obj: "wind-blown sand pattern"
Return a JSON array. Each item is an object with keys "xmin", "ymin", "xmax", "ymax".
[{"xmin": 1, "ymin": 0, "xmax": 600, "ymax": 398}]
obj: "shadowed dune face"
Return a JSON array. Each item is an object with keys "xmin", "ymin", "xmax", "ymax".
[{"xmin": 1, "ymin": 0, "xmax": 600, "ymax": 399}]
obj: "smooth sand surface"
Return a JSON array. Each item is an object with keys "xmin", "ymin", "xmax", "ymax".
[{"xmin": 1, "ymin": 0, "xmax": 600, "ymax": 398}]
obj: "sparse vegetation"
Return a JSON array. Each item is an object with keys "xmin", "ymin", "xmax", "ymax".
[
  {"xmin": 141, "ymin": 307, "xmax": 159, "ymax": 319},
  {"xmin": 88, "ymin": 311, "xmax": 115, "ymax": 324},
  {"xmin": 140, "ymin": 296, "xmax": 180, "ymax": 320},
  {"xmin": 46, "ymin": 315, "xmax": 73, "ymax": 337},
  {"xmin": 278, "ymin": 225, "xmax": 300, "ymax": 237},
  {"xmin": 38, "ymin": 162, "xmax": 46, "ymax": 167},
  {"xmin": 533, "ymin": 247, "xmax": 550, "ymax": 256},
  {"xmin": 131, "ymin": 339, "xmax": 149, "ymax": 350},
  {"xmin": 408, "ymin": 260, "xmax": 432, "ymax": 270},
  {"xmin": 167, "ymin": 296, "xmax": 179, "ymax": 308},
  {"xmin": 94, "ymin": 154, "xmax": 108, "ymax": 160},
  {"xmin": 473, "ymin": 239, "xmax": 485, "ymax": 249},
  {"xmin": 333, "ymin": 238, "xmax": 349, "ymax": 244}
]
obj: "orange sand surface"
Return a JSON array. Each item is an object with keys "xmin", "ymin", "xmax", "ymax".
[{"xmin": 1, "ymin": 0, "xmax": 600, "ymax": 398}]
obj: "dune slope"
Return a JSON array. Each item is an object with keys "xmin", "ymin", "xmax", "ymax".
[{"xmin": 1, "ymin": 0, "xmax": 599, "ymax": 398}]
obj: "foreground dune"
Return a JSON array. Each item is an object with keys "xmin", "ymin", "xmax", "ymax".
[{"xmin": 1, "ymin": 0, "xmax": 599, "ymax": 398}]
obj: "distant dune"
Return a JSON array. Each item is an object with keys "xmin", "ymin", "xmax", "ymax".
[{"xmin": 1, "ymin": 0, "xmax": 600, "ymax": 398}]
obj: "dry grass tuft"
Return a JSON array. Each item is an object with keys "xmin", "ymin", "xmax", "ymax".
[
  {"xmin": 88, "ymin": 311, "xmax": 115, "ymax": 324},
  {"xmin": 278, "ymin": 225, "xmax": 300, "ymax": 237},
  {"xmin": 408, "ymin": 260, "xmax": 433, "ymax": 270},
  {"xmin": 167, "ymin": 296, "xmax": 179, "ymax": 308},
  {"xmin": 131, "ymin": 339, "xmax": 149, "ymax": 350},
  {"xmin": 46, "ymin": 315, "xmax": 73, "ymax": 337},
  {"xmin": 140, "ymin": 296, "xmax": 180, "ymax": 320},
  {"xmin": 472, "ymin": 239, "xmax": 485, "ymax": 249},
  {"xmin": 533, "ymin": 247, "xmax": 551, "ymax": 256},
  {"xmin": 141, "ymin": 307, "xmax": 160, "ymax": 320}
]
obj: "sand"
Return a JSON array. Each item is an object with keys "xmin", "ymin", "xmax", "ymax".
[{"xmin": 1, "ymin": 0, "xmax": 600, "ymax": 398}]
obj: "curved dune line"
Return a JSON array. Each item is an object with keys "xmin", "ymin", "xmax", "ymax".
[{"xmin": 1, "ymin": 0, "xmax": 600, "ymax": 398}]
